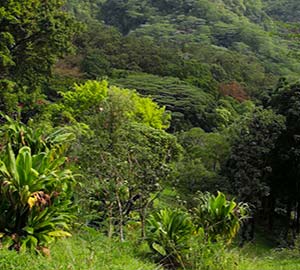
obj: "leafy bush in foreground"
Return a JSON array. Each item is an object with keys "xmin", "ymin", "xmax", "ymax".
[
  {"xmin": 146, "ymin": 192, "xmax": 248, "ymax": 268},
  {"xmin": 193, "ymin": 192, "xmax": 249, "ymax": 244},
  {"xmin": 0, "ymin": 117, "xmax": 76, "ymax": 252},
  {"xmin": 146, "ymin": 208, "xmax": 194, "ymax": 268}
]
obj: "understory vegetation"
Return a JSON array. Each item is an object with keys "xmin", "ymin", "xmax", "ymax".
[{"xmin": 1, "ymin": 0, "xmax": 300, "ymax": 269}]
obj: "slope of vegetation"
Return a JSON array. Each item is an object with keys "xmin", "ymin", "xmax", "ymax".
[
  {"xmin": 1, "ymin": 0, "xmax": 300, "ymax": 269},
  {"xmin": 66, "ymin": 0, "xmax": 300, "ymax": 96}
]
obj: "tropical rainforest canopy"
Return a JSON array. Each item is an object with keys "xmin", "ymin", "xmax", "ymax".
[{"xmin": 1, "ymin": 0, "xmax": 300, "ymax": 269}]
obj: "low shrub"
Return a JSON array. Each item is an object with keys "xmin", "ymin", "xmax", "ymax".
[{"xmin": 146, "ymin": 208, "xmax": 194, "ymax": 268}]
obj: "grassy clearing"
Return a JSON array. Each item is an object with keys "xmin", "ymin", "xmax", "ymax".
[
  {"xmin": 0, "ymin": 228, "xmax": 159, "ymax": 270},
  {"xmin": 1, "ymin": 227, "xmax": 300, "ymax": 270},
  {"xmin": 240, "ymin": 255, "xmax": 300, "ymax": 270},
  {"xmin": 238, "ymin": 234, "xmax": 300, "ymax": 270},
  {"xmin": 239, "ymin": 247, "xmax": 300, "ymax": 270}
]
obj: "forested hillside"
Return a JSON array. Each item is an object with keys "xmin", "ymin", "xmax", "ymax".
[
  {"xmin": 67, "ymin": 0, "xmax": 300, "ymax": 88},
  {"xmin": 60, "ymin": 0, "xmax": 300, "ymax": 131},
  {"xmin": 1, "ymin": 0, "xmax": 300, "ymax": 269}
]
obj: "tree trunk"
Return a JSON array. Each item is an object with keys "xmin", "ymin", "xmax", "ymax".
[
  {"xmin": 297, "ymin": 198, "xmax": 300, "ymax": 234},
  {"xmin": 140, "ymin": 208, "xmax": 146, "ymax": 239},
  {"xmin": 249, "ymin": 216, "xmax": 255, "ymax": 241},
  {"xmin": 285, "ymin": 202, "xmax": 291, "ymax": 240},
  {"xmin": 268, "ymin": 195, "xmax": 275, "ymax": 232},
  {"xmin": 108, "ymin": 205, "xmax": 113, "ymax": 239},
  {"xmin": 116, "ymin": 191, "xmax": 124, "ymax": 242}
]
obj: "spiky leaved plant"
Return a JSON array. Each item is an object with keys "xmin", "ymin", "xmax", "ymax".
[
  {"xmin": 146, "ymin": 208, "xmax": 194, "ymax": 268},
  {"xmin": 0, "ymin": 116, "xmax": 76, "ymax": 253},
  {"xmin": 193, "ymin": 192, "xmax": 249, "ymax": 244}
]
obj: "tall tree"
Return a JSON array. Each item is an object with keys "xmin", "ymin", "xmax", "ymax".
[
  {"xmin": 221, "ymin": 108, "xmax": 285, "ymax": 240},
  {"xmin": 52, "ymin": 80, "xmax": 181, "ymax": 239},
  {"xmin": 222, "ymin": 108, "xmax": 285, "ymax": 210},
  {"xmin": 0, "ymin": 0, "xmax": 78, "ymax": 118},
  {"xmin": 270, "ymin": 81, "xmax": 300, "ymax": 235}
]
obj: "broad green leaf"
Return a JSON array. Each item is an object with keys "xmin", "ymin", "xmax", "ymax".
[
  {"xmin": 48, "ymin": 230, "xmax": 71, "ymax": 237},
  {"xmin": 152, "ymin": 242, "xmax": 167, "ymax": 256}
]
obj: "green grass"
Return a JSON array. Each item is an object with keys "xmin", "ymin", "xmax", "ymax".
[
  {"xmin": 0, "ymin": 228, "xmax": 159, "ymax": 270},
  {"xmin": 239, "ymin": 249, "xmax": 300, "ymax": 270},
  {"xmin": 1, "ymin": 227, "xmax": 300, "ymax": 270},
  {"xmin": 238, "ymin": 233, "xmax": 300, "ymax": 270},
  {"xmin": 156, "ymin": 195, "xmax": 300, "ymax": 270}
]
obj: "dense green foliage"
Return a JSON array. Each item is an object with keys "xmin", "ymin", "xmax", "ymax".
[
  {"xmin": 193, "ymin": 192, "xmax": 248, "ymax": 243},
  {"xmin": 146, "ymin": 192, "xmax": 247, "ymax": 268},
  {"xmin": 113, "ymin": 73, "xmax": 216, "ymax": 131},
  {"xmin": 66, "ymin": 0, "xmax": 300, "ymax": 97},
  {"xmin": 1, "ymin": 0, "xmax": 300, "ymax": 269},
  {"xmin": 0, "ymin": 117, "xmax": 75, "ymax": 252},
  {"xmin": 147, "ymin": 208, "xmax": 194, "ymax": 268},
  {"xmin": 0, "ymin": 0, "xmax": 79, "ymax": 120},
  {"xmin": 223, "ymin": 109, "xmax": 285, "ymax": 207},
  {"xmin": 51, "ymin": 80, "xmax": 181, "ymax": 240}
]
